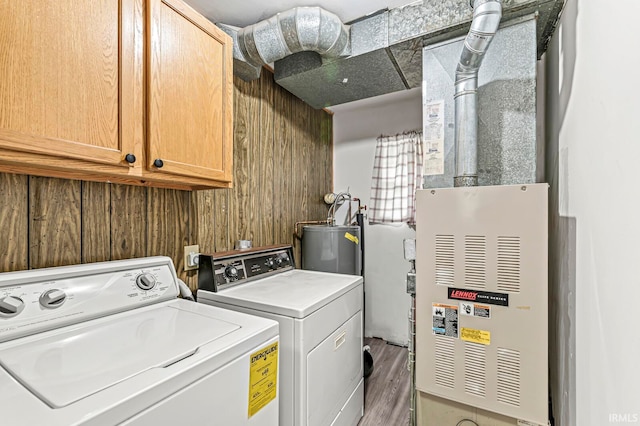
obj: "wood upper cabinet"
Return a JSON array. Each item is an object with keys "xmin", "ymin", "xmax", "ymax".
[
  {"xmin": 146, "ymin": 0, "xmax": 233, "ymax": 183},
  {"xmin": 0, "ymin": 0, "xmax": 233, "ymax": 190},
  {"xmin": 0, "ymin": 0, "xmax": 136, "ymax": 168}
]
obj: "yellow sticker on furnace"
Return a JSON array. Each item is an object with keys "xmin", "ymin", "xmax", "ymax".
[
  {"xmin": 344, "ymin": 232, "xmax": 359, "ymax": 244},
  {"xmin": 461, "ymin": 327, "xmax": 491, "ymax": 345},
  {"xmin": 248, "ymin": 342, "xmax": 278, "ymax": 417}
]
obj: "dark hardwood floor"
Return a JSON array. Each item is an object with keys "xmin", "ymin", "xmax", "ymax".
[{"xmin": 359, "ymin": 337, "xmax": 410, "ymax": 426}]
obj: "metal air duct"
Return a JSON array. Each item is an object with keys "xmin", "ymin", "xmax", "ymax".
[
  {"xmin": 219, "ymin": 7, "xmax": 350, "ymax": 81},
  {"xmin": 453, "ymin": 0, "xmax": 503, "ymax": 187},
  {"xmin": 217, "ymin": 0, "xmax": 561, "ymax": 109}
]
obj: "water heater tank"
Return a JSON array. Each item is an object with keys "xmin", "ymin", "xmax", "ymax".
[{"xmin": 301, "ymin": 225, "xmax": 361, "ymax": 275}]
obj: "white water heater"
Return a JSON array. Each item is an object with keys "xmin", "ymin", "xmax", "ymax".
[{"xmin": 415, "ymin": 184, "xmax": 548, "ymax": 425}]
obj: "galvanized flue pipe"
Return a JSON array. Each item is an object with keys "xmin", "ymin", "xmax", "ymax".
[{"xmin": 454, "ymin": 0, "xmax": 503, "ymax": 187}]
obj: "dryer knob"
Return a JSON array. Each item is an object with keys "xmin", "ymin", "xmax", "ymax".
[
  {"xmin": 0, "ymin": 296, "xmax": 25, "ymax": 317},
  {"xmin": 40, "ymin": 289, "xmax": 67, "ymax": 309},
  {"xmin": 266, "ymin": 258, "xmax": 275, "ymax": 269},
  {"xmin": 224, "ymin": 265, "xmax": 239, "ymax": 280}
]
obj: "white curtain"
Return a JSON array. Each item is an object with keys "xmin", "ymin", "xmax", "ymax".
[{"xmin": 369, "ymin": 131, "xmax": 424, "ymax": 224}]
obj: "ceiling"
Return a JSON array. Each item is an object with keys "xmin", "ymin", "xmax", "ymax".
[{"xmin": 183, "ymin": 0, "xmax": 414, "ymax": 27}]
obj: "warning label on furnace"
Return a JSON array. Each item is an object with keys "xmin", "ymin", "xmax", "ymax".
[
  {"xmin": 248, "ymin": 341, "xmax": 278, "ymax": 417},
  {"xmin": 460, "ymin": 302, "xmax": 491, "ymax": 319},
  {"xmin": 432, "ymin": 303, "xmax": 458, "ymax": 338},
  {"xmin": 461, "ymin": 327, "xmax": 491, "ymax": 345},
  {"xmin": 423, "ymin": 99, "xmax": 445, "ymax": 176}
]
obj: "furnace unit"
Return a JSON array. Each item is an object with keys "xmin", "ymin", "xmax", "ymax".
[{"xmin": 415, "ymin": 184, "xmax": 548, "ymax": 425}]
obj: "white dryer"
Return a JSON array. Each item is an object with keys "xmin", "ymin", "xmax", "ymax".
[
  {"xmin": 0, "ymin": 256, "xmax": 279, "ymax": 426},
  {"xmin": 197, "ymin": 245, "xmax": 364, "ymax": 426}
]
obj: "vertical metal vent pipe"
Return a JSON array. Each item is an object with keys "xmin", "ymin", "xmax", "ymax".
[
  {"xmin": 236, "ymin": 7, "xmax": 350, "ymax": 68},
  {"xmin": 453, "ymin": 0, "xmax": 503, "ymax": 187}
]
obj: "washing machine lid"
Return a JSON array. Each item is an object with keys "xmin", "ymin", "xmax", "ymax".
[
  {"xmin": 201, "ymin": 269, "xmax": 363, "ymax": 318},
  {"xmin": 0, "ymin": 304, "xmax": 240, "ymax": 408}
]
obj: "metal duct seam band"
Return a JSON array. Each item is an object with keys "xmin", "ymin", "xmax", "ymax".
[{"xmin": 454, "ymin": 0, "xmax": 502, "ymax": 187}]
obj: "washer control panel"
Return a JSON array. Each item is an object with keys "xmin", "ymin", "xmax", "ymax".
[
  {"xmin": 199, "ymin": 246, "xmax": 294, "ymax": 292},
  {"xmin": 0, "ymin": 257, "xmax": 179, "ymax": 343}
]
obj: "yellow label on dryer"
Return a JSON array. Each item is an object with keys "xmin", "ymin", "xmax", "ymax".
[
  {"xmin": 461, "ymin": 327, "xmax": 491, "ymax": 345},
  {"xmin": 248, "ymin": 342, "xmax": 278, "ymax": 417},
  {"xmin": 344, "ymin": 232, "xmax": 359, "ymax": 244}
]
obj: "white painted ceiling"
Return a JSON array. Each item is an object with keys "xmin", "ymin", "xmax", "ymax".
[{"xmin": 183, "ymin": 0, "xmax": 414, "ymax": 27}]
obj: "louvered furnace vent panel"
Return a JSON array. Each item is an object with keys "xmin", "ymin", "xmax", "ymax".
[{"xmin": 415, "ymin": 184, "xmax": 548, "ymax": 425}]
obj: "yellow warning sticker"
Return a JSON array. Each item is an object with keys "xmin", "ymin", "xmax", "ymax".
[
  {"xmin": 460, "ymin": 327, "xmax": 491, "ymax": 345},
  {"xmin": 248, "ymin": 342, "xmax": 278, "ymax": 417},
  {"xmin": 344, "ymin": 232, "xmax": 359, "ymax": 244}
]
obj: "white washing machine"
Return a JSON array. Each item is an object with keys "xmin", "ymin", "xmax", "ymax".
[
  {"xmin": 197, "ymin": 245, "xmax": 364, "ymax": 426},
  {"xmin": 0, "ymin": 256, "xmax": 279, "ymax": 426}
]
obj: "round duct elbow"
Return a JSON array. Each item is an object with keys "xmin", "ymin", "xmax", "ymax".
[{"xmin": 237, "ymin": 7, "xmax": 350, "ymax": 68}]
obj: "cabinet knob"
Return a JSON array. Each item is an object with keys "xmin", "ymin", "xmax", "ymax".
[
  {"xmin": 153, "ymin": 159, "xmax": 164, "ymax": 168},
  {"xmin": 125, "ymin": 153, "xmax": 136, "ymax": 164}
]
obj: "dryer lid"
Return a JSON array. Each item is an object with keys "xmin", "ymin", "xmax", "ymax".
[
  {"xmin": 202, "ymin": 269, "xmax": 363, "ymax": 318},
  {"xmin": 0, "ymin": 305, "xmax": 240, "ymax": 408}
]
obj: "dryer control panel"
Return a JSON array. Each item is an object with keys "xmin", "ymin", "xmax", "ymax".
[
  {"xmin": 0, "ymin": 257, "xmax": 180, "ymax": 343},
  {"xmin": 198, "ymin": 245, "xmax": 294, "ymax": 292}
]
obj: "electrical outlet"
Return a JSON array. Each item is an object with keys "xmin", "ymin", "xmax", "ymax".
[{"xmin": 183, "ymin": 244, "xmax": 199, "ymax": 271}]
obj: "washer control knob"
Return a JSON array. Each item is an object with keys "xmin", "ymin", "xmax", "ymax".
[
  {"xmin": 275, "ymin": 257, "xmax": 283, "ymax": 267},
  {"xmin": 136, "ymin": 273, "xmax": 156, "ymax": 291},
  {"xmin": 39, "ymin": 289, "xmax": 67, "ymax": 309},
  {"xmin": 0, "ymin": 296, "xmax": 25, "ymax": 318},
  {"xmin": 224, "ymin": 265, "xmax": 239, "ymax": 280},
  {"xmin": 266, "ymin": 258, "xmax": 275, "ymax": 269}
]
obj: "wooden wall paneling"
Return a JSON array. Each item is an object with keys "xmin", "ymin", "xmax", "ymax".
[
  {"xmin": 81, "ymin": 181, "xmax": 111, "ymax": 263},
  {"xmin": 246, "ymin": 77, "xmax": 261, "ymax": 246},
  {"xmin": 319, "ymin": 111, "xmax": 327, "ymax": 217},
  {"xmin": 328, "ymin": 114, "xmax": 334, "ymax": 191},
  {"xmin": 110, "ymin": 184, "xmax": 147, "ymax": 260},
  {"xmin": 194, "ymin": 190, "xmax": 215, "ymax": 253},
  {"xmin": 29, "ymin": 177, "xmax": 81, "ymax": 269},
  {"xmin": 213, "ymin": 190, "xmax": 230, "ymax": 252},
  {"xmin": 183, "ymin": 188, "xmax": 199, "ymax": 290},
  {"xmin": 259, "ymin": 72, "xmax": 275, "ymax": 246},
  {"xmin": 290, "ymin": 96, "xmax": 300, "ymax": 228},
  {"xmin": 294, "ymin": 99, "xmax": 309, "ymax": 221},
  {"xmin": 311, "ymin": 108, "xmax": 325, "ymax": 220},
  {"xmin": 308, "ymin": 109, "xmax": 318, "ymax": 219},
  {"xmin": 147, "ymin": 188, "xmax": 191, "ymax": 284},
  {"xmin": 271, "ymin": 84, "xmax": 283, "ymax": 245},
  {"xmin": 290, "ymin": 96, "xmax": 306, "ymax": 267},
  {"xmin": 0, "ymin": 173, "xmax": 28, "ymax": 272},
  {"xmin": 321, "ymin": 110, "xmax": 332, "ymax": 217},
  {"xmin": 273, "ymin": 85, "xmax": 293, "ymax": 246},
  {"xmin": 305, "ymin": 105, "xmax": 316, "ymax": 219},
  {"xmin": 229, "ymin": 77, "xmax": 251, "ymax": 245},
  {"xmin": 324, "ymin": 112, "xmax": 334, "ymax": 194}
]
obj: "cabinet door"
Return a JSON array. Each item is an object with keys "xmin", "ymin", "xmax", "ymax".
[
  {"xmin": 0, "ymin": 0, "xmax": 136, "ymax": 167},
  {"xmin": 147, "ymin": 0, "xmax": 233, "ymax": 183}
]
